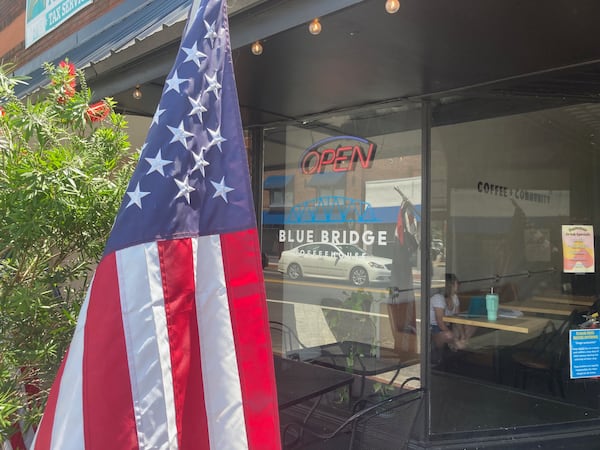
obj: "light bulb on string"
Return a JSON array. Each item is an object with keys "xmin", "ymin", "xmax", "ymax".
[
  {"xmin": 132, "ymin": 85, "xmax": 142, "ymax": 100},
  {"xmin": 308, "ymin": 18, "xmax": 322, "ymax": 35},
  {"xmin": 385, "ymin": 0, "xmax": 400, "ymax": 14},
  {"xmin": 251, "ymin": 41, "xmax": 263, "ymax": 55}
]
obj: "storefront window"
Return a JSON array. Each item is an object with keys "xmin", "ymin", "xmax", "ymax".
[
  {"xmin": 262, "ymin": 103, "xmax": 423, "ymax": 417},
  {"xmin": 430, "ymin": 93, "xmax": 600, "ymax": 436}
]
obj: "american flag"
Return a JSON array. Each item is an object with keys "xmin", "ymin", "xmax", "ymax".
[{"xmin": 30, "ymin": 0, "xmax": 281, "ymax": 448}]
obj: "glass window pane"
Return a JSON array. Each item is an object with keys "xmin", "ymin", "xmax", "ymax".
[
  {"xmin": 430, "ymin": 93, "xmax": 600, "ymax": 435},
  {"xmin": 262, "ymin": 103, "xmax": 423, "ymax": 413}
]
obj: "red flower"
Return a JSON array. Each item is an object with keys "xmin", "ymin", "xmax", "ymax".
[
  {"xmin": 59, "ymin": 60, "xmax": 76, "ymax": 77},
  {"xmin": 0, "ymin": 106, "xmax": 4, "ymax": 117},
  {"xmin": 85, "ymin": 100, "xmax": 111, "ymax": 122},
  {"xmin": 56, "ymin": 60, "xmax": 77, "ymax": 104}
]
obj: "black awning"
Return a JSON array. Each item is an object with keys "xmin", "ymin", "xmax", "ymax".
[
  {"xmin": 263, "ymin": 175, "xmax": 294, "ymax": 190},
  {"xmin": 15, "ymin": 0, "xmax": 190, "ymax": 99}
]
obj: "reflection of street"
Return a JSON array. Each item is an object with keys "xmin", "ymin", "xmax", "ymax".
[
  {"xmin": 264, "ymin": 267, "xmax": 414, "ymax": 306},
  {"xmin": 264, "ymin": 260, "xmax": 445, "ymax": 303},
  {"xmin": 264, "ymin": 263, "xmax": 443, "ymax": 386},
  {"xmin": 264, "ymin": 260, "xmax": 445, "ymax": 341},
  {"xmin": 264, "ymin": 267, "xmax": 419, "ymax": 349}
]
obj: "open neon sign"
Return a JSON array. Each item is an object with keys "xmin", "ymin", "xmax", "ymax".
[{"xmin": 299, "ymin": 136, "xmax": 377, "ymax": 174}]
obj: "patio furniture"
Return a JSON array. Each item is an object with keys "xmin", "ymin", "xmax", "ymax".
[
  {"xmin": 511, "ymin": 310, "xmax": 578, "ymax": 397},
  {"xmin": 295, "ymin": 388, "xmax": 424, "ymax": 449},
  {"xmin": 274, "ymin": 355, "xmax": 355, "ymax": 448},
  {"xmin": 270, "ymin": 320, "xmax": 321, "ymax": 361},
  {"xmin": 293, "ymin": 340, "xmax": 418, "ymax": 397}
]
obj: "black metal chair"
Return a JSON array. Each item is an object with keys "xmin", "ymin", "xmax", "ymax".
[
  {"xmin": 512, "ymin": 310, "xmax": 578, "ymax": 397},
  {"xmin": 287, "ymin": 388, "xmax": 424, "ymax": 449},
  {"xmin": 269, "ymin": 320, "xmax": 320, "ymax": 361}
]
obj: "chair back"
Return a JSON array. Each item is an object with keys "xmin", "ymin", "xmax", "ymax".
[
  {"xmin": 269, "ymin": 320, "xmax": 316, "ymax": 361},
  {"xmin": 498, "ymin": 282, "xmax": 519, "ymax": 303},
  {"xmin": 387, "ymin": 302, "xmax": 418, "ymax": 357},
  {"xmin": 529, "ymin": 310, "xmax": 578, "ymax": 367},
  {"xmin": 552, "ymin": 309, "xmax": 579, "ymax": 366}
]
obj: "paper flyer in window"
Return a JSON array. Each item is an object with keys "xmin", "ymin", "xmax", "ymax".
[{"xmin": 562, "ymin": 225, "xmax": 595, "ymax": 273}]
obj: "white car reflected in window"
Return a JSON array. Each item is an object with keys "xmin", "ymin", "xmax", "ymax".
[{"xmin": 277, "ymin": 242, "xmax": 392, "ymax": 286}]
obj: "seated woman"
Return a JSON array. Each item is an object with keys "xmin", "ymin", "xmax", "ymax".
[{"xmin": 430, "ymin": 273, "xmax": 473, "ymax": 351}]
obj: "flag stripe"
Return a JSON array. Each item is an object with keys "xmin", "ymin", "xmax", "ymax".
[
  {"xmin": 116, "ymin": 243, "xmax": 177, "ymax": 448},
  {"xmin": 222, "ymin": 229, "xmax": 280, "ymax": 450},
  {"xmin": 83, "ymin": 253, "xmax": 138, "ymax": 450},
  {"xmin": 9, "ymin": 429, "xmax": 25, "ymax": 450},
  {"xmin": 34, "ymin": 275, "xmax": 91, "ymax": 449},
  {"xmin": 158, "ymin": 239, "xmax": 209, "ymax": 449},
  {"xmin": 195, "ymin": 235, "xmax": 249, "ymax": 450}
]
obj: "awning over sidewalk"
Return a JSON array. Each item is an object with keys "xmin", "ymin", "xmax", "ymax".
[
  {"xmin": 16, "ymin": 0, "xmax": 191, "ymax": 99},
  {"xmin": 263, "ymin": 175, "xmax": 294, "ymax": 190}
]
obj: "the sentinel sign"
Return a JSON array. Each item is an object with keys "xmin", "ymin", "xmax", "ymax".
[
  {"xmin": 570, "ymin": 329, "xmax": 600, "ymax": 379},
  {"xmin": 26, "ymin": 0, "xmax": 93, "ymax": 48}
]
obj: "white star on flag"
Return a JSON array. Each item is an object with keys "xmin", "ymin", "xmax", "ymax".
[
  {"xmin": 145, "ymin": 149, "xmax": 173, "ymax": 176},
  {"xmin": 165, "ymin": 69, "xmax": 186, "ymax": 94},
  {"xmin": 211, "ymin": 176, "xmax": 234, "ymax": 202},
  {"xmin": 174, "ymin": 175, "xmax": 196, "ymax": 203},
  {"xmin": 189, "ymin": 95, "xmax": 208, "ymax": 122},
  {"xmin": 152, "ymin": 107, "xmax": 166, "ymax": 126},
  {"xmin": 207, "ymin": 125, "xmax": 226, "ymax": 152},
  {"xmin": 126, "ymin": 182, "xmax": 151, "ymax": 209},
  {"xmin": 168, "ymin": 121, "xmax": 195, "ymax": 147},
  {"xmin": 182, "ymin": 41, "xmax": 207, "ymax": 67},
  {"xmin": 191, "ymin": 149, "xmax": 210, "ymax": 177},
  {"xmin": 204, "ymin": 73, "xmax": 221, "ymax": 99},
  {"xmin": 204, "ymin": 20, "xmax": 219, "ymax": 47}
]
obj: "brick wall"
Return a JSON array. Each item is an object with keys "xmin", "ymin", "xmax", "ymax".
[
  {"xmin": 0, "ymin": 0, "xmax": 24, "ymax": 28},
  {"xmin": 0, "ymin": 0, "xmax": 124, "ymax": 69}
]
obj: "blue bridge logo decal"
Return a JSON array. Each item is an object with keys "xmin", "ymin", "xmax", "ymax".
[{"xmin": 286, "ymin": 196, "xmax": 381, "ymax": 224}]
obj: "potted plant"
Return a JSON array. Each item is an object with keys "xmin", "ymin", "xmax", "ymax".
[{"xmin": 322, "ymin": 289, "xmax": 377, "ymax": 345}]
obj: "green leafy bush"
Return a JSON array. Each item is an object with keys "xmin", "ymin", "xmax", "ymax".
[{"xmin": 0, "ymin": 60, "xmax": 136, "ymax": 439}]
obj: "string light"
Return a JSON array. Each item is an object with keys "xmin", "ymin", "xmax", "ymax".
[
  {"xmin": 132, "ymin": 84, "xmax": 142, "ymax": 100},
  {"xmin": 385, "ymin": 0, "xmax": 400, "ymax": 14},
  {"xmin": 251, "ymin": 40, "xmax": 263, "ymax": 55},
  {"xmin": 308, "ymin": 18, "xmax": 322, "ymax": 35}
]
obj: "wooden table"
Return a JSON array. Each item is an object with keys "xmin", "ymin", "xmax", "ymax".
[
  {"xmin": 532, "ymin": 294, "xmax": 595, "ymax": 307},
  {"xmin": 505, "ymin": 301, "xmax": 584, "ymax": 317},
  {"xmin": 444, "ymin": 313, "xmax": 550, "ymax": 383},
  {"xmin": 444, "ymin": 314, "xmax": 549, "ymax": 334}
]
